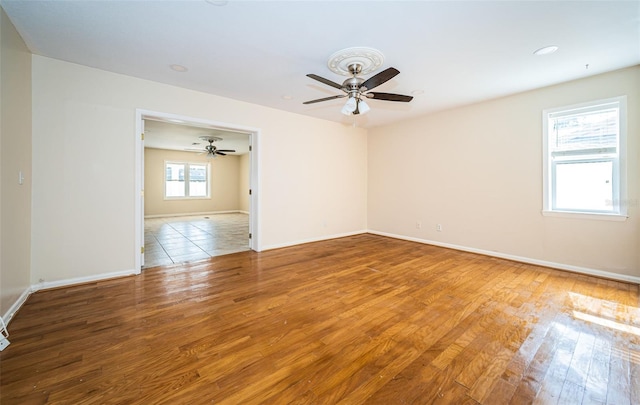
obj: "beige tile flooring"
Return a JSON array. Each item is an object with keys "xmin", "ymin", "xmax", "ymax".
[{"xmin": 143, "ymin": 213, "xmax": 250, "ymax": 268}]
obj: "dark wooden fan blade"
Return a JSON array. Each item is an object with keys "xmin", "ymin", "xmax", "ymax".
[
  {"xmin": 360, "ymin": 67, "xmax": 400, "ymax": 91},
  {"xmin": 303, "ymin": 94, "xmax": 346, "ymax": 105},
  {"xmin": 216, "ymin": 152, "xmax": 227, "ymax": 156},
  {"xmin": 216, "ymin": 149, "xmax": 235, "ymax": 153},
  {"xmin": 368, "ymin": 92, "xmax": 413, "ymax": 102},
  {"xmin": 306, "ymin": 74, "xmax": 343, "ymax": 90}
]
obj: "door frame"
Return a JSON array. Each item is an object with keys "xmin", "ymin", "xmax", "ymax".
[{"xmin": 134, "ymin": 109, "xmax": 261, "ymax": 273}]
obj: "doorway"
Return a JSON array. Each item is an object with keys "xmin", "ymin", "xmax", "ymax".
[{"xmin": 134, "ymin": 109, "xmax": 260, "ymax": 272}]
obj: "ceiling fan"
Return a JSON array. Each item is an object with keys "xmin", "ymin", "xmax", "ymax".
[
  {"xmin": 191, "ymin": 137, "xmax": 235, "ymax": 158},
  {"xmin": 303, "ymin": 62, "xmax": 413, "ymax": 115}
]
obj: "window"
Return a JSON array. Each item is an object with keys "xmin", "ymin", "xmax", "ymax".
[
  {"xmin": 165, "ymin": 161, "xmax": 210, "ymax": 199},
  {"xmin": 543, "ymin": 96, "xmax": 626, "ymax": 217}
]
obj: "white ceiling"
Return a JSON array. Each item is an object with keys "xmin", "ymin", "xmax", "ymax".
[
  {"xmin": 2, "ymin": 0, "xmax": 639, "ymax": 130},
  {"xmin": 144, "ymin": 118, "xmax": 250, "ymax": 155}
]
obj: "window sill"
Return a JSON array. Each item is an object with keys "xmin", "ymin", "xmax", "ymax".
[
  {"xmin": 164, "ymin": 197, "xmax": 211, "ymax": 201},
  {"xmin": 542, "ymin": 210, "xmax": 628, "ymax": 222}
]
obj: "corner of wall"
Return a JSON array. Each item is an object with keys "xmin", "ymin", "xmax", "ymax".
[{"xmin": 0, "ymin": 6, "xmax": 34, "ymax": 324}]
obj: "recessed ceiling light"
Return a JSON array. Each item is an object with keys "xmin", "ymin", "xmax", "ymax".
[
  {"xmin": 411, "ymin": 90, "xmax": 425, "ymax": 95},
  {"xmin": 170, "ymin": 64, "xmax": 188, "ymax": 72},
  {"xmin": 282, "ymin": 95, "xmax": 293, "ymax": 100},
  {"xmin": 533, "ymin": 46, "xmax": 559, "ymax": 56}
]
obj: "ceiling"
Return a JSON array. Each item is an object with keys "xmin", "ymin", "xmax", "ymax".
[
  {"xmin": 2, "ymin": 1, "xmax": 639, "ymax": 130},
  {"xmin": 144, "ymin": 118, "xmax": 250, "ymax": 155}
]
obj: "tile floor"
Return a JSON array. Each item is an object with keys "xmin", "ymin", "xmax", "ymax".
[{"xmin": 143, "ymin": 213, "xmax": 250, "ymax": 268}]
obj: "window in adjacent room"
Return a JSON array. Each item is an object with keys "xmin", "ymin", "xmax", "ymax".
[
  {"xmin": 165, "ymin": 161, "xmax": 210, "ymax": 199},
  {"xmin": 543, "ymin": 96, "xmax": 627, "ymax": 218}
]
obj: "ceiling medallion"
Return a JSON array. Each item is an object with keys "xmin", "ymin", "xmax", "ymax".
[
  {"xmin": 327, "ymin": 47, "xmax": 385, "ymax": 76},
  {"xmin": 199, "ymin": 136, "xmax": 222, "ymax": 142}
]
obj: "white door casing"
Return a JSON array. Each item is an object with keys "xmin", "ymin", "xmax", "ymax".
[{"xmin": 134, "ymin": 109, "xmax": 261, "ymax": 273}]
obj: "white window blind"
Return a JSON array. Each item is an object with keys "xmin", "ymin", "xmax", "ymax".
[{"xmin": 549, "ymin": 105, "xmax": 618, "ymax": 155}]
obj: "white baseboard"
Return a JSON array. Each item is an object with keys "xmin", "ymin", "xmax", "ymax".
[
  {"xmin": 2, "ymin": 286, "xmax": 31, "ymax": 327},
  {"xmin": 144, "ymin": 210, "xmax": 246, "ymax": 219},
  {"xmin": 261, "ymin": 230, "xmax": 368, "ymax": 251},
  {"xmin": 31, "ymin": 268, "xmax": 139, "ymax": 292},
  {"xmin": 2, "ymin": 268, "xmax": 138, "ymax": 329},
  {"xmin": 368, "ymin": 230, "xmax": 640, "ymax": 285}
]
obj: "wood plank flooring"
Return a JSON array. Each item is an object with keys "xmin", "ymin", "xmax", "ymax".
[{"xmin": 1, "ymin": 234, "xmax": 638, "ymax": 404}]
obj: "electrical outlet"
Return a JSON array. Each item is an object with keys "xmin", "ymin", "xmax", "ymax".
[
  {"xmin": 436, "ymin": 224, "xmax": 443, "ymax": 232},
  {"xmin": 416, "ymin": 221, "xmax": 422, "ymax": 229}
]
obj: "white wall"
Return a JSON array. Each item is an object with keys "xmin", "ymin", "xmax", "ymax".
[
  {"xmin": 0, "ymin": 8, "xmax": 32, "ymax": 320},
  {"xmin": 31, "ymin": 55, "xmax": 368, "ymax": 285},
  {"xmin": 368, "ymin": 66, "xmax": 639, "ymax": 279}
]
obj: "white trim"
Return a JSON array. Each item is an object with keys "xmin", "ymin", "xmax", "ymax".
[
  {"xmin": 1, "ymin": 286, "xmax": 32, "ymax": 327},
  {"xmin": 135, "ymin": 109, "xmax": 262, "ymax": 267},
  {"xmin": 135, "ymin": 110, "xmax": 144, "ymax": 274},
  {"xmin": 144, "ymin": 210, "xmax": 245, "ymax": 219},
  {"xmin": 542, "ymin": 95, "xmax": 627, "ymax": 216},
  {"xmin": 367, "ymin": 230, "xmax": 640, "ymax": 285},
  {"xmin": 31, "ymin": 269, "xmax": 139, "ymax": 293},
  {"xmin": 541, "ymin": 210, "xmax": 628, "ymax": 221},
  {"xmin": 249, "ymin": 130, "xmax": 261, "ymax": 252},
  {"xmin": 163, "ymin": 197, "xmax": 212, "ymax": 201},
  {"xmin": 163, "ymin": 160, "xmax": 211, "ymax": 200},
  {"xmin": 3, "ymin": 267, "xmax": 139, "ymax": 327},
  {"xmin": 261, "ymin": 230, "xmax": 368, "ymax": 251}
]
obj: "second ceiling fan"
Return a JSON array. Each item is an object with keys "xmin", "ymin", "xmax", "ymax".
[
  {"xmin": 197, "ymin": 137, "xmax": 235, "ymax": 158},
  {"xmin": 303, "ymin": 62, "xmax": 413, "ymax": 115}
]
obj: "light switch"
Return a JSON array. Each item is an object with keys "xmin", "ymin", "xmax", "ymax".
[{"xmin": 18, "ymin": 171, "xmax": 24, "ymax": 185}]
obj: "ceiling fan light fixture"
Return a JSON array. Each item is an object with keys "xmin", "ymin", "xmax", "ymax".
[
  {"xmin": 342, "ymin": 97, "xmax": 358, "ymax": 115},
  {"xmin": 358, "ymin": 99, "xmax": 370, "ymax": 115},
  {"xmin": 304, "ymin": 52, "xmax": 413, "ymax": 116}
]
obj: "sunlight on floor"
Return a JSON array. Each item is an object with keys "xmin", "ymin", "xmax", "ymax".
[
  {"xmin": 568, "ymin": 291, "xmax": 640, "ymax": 359},
  {"xmin": 572, "ymin": 311, "xmax": 640, "ymax": 337}
]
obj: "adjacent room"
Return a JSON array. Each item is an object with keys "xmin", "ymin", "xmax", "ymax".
[
  {"xmin": 0, "ymin": 1, "xmax": 638, "ymax": 404},
  {"xmin": 142, "ymin": 119, "xmax": 252, "ymax": 267}
]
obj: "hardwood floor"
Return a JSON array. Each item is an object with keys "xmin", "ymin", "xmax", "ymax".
[{"xmin": 1, "ymin": 234, "xmax": 638, "ymax": 404}]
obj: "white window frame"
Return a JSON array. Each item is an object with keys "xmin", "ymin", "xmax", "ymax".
[
  {"xmin": 164, "ymin": 160, "xmax": 211, "ymax": 200},
  {"xmin": 542, "ymin": 96, "xmax": 627, "ymax": 220}
]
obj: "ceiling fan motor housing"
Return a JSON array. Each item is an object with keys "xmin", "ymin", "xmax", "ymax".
[{"xmin": 343, "ymin": 76, "xmax": 365, "ymax": 93}]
